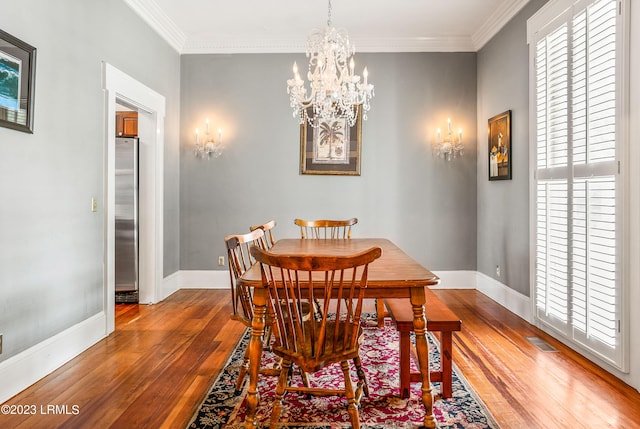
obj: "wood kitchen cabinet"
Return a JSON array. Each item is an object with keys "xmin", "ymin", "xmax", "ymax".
[{"xmin": 116, "ymin": 111, "xmax": 138, "ymax": 137}]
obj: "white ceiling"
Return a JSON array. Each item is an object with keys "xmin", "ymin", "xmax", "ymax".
[{"xmin": 123, "ymin": 0, "xmax": 531, "ymax": 54}]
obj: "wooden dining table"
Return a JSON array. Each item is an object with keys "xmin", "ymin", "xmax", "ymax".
[{"xmin": 238, "ymin": 238, "xmax": 440, "ymax": 429}]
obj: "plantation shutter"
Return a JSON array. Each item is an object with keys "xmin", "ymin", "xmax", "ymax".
[{"xmin": 532, "ymin": 0, "xmax": 624, "ymax": 368}]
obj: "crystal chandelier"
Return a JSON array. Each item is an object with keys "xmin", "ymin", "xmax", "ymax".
[
  {"xmin": 433, "ymin": 118, "xmax": 464, "ymax": 161},
  {"xmin": 287, "ymin": 0, "xmax": 374, "ymax": 128},
  {"xmin": 194, "ymin": 119, "xmax": 224, "ymax": 159}
]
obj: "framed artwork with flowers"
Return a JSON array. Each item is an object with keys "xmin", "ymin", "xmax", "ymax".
[
  {"xmin": 488, "ymin": 110, "xmax": 512, "ymax": 181},
  {"xmin": 299, "ymin": 106, "xmax": 362, "ymax": 175}
]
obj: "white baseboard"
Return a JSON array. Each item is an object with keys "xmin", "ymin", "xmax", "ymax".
[
  {"xmin": 160, "ymin": 270, "xmax": 180, "ymax": 301},
  {"xmin": 167, "ymin": 269, "xmax": 531, "ymax": 322},
  {"xmin": 170, "ymin": 269, "xmax": 531, "ymax": 322},
  {"xmin": 160, "ymin": 270, "xmax": 229, "ymax": 301},
  {"xmin": 0, "ymin": 269, "xmax": 228, "ymax": 405},
  {"xmin": 432, "ymin": 270, "xmax": 532, "ymax": 323},
  {"xmin": 430, "ymin": 270, "xmax": 477, "ymax": 289},
  {"xmin": 0, "ymin": 311, "xmax": 106, "ymax": 404},
  {"xmin": 474, "ymin": 272, "xmax": 533, "ymax": 323},
  {"xmin": 177, "ymin": 270, "xmax": 229, "ymax": 289}
]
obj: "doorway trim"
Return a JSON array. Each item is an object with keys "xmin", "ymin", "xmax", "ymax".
[{"xmin": 103, "ymin": 63, "xmax": 165, "ymax": 334}]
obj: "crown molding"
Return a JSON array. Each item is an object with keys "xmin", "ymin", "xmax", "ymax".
[
  {"xmin": 181, "ymin": 36, "xmax": 476, "ymax": 54},
  {"xmin": 352, "ymin": 36, "xmax": 476, "ymax": 53},
  {"xmin": 123, "ymin": 0, "xmax": 186, "ymax": 53},
  {"xmin": 124, "ymin": 0, "xmax": 524, "ymax": 54},
  {"xmin": 181, "ymin": 37, "xmax": 304, "ymax": 54},
  {"xmin": 471, "ymin": 0, "xmax": 531, "ymax": 50}
]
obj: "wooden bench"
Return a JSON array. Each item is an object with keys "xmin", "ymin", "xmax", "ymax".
[{"xmin": 380, "ymin": 289, "xmax": 461, "ymax": 399}]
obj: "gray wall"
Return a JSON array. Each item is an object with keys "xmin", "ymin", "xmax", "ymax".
[
  {"xmin": 0, "ymin": 0, "xmax": 181, "ymax": 362},
  {"xmin": 476, "ymin": 0, "xmax": 549, "ymax": 296},
  {"xmin": 180, "ymin": 53, "xmax": 477, "ymax": 272}
]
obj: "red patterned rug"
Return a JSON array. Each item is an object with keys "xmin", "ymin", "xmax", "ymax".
[{"xmin": 187, "ymin": 318, "xmax": 499, "ymax": 428}]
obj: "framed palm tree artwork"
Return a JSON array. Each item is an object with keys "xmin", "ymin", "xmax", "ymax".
[{"xmin": 300, "ymin": 106, "xmax": 362, "ymax": 175}]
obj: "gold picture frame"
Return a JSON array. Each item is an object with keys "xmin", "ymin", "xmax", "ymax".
[
  {"xmin": 488, "ymin": 110, "xmax": 512, "ymax": 181},
  {"xmin": 300, "ymin": 106, "xmax": 362, "ymax": 176}
]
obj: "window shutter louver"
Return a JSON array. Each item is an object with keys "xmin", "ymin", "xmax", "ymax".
[{"xmin": 532, "ymin": 0, "xmax": 623, "ymax": 368}]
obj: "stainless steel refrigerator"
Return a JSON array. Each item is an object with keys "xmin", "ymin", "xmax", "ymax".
[{"xmin": 115, "ymin": 137, "xmax": 139, "ymax": 303}]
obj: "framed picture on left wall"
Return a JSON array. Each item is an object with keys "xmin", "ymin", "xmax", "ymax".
[{"xmin": 0, "ymin": 29, "xmax": 36, "ymax": 133}]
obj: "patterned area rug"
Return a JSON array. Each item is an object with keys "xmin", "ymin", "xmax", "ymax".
[{"xmin": 187, "ymin": 319, "xmax": 499, "ymax": 429}]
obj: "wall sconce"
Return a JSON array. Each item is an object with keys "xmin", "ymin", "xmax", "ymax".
[
  {"xmin": 194, "ymin": 118, "xmax": 224, "ymax": 159},
  {"xmin": 432, "ymin": 118, "xmax": 464, "ymax": 161}
]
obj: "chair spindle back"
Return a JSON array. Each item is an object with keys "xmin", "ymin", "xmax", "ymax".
[
  {"xmin": 225, "ymin": 228, "xmax": 265, "ymax": 326},
  {"xmin": 294, "ymin": 218, "xmax": 358, "ymax": 239},
  {"xmin": 249, "ymin": 219, "xmax": 277, "ymax": 249},
  {"xmin": 251, "ymin": 245, "xmax": 382, "ymax": 373}
]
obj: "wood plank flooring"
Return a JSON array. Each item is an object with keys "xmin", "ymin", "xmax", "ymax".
[
  {"xmin": 1, "ymin": 289, "xmax": 639, "ymax": 428},
  {"xmin": 434, "ymin": 289, "xmax": 640, "ymax": 429}
]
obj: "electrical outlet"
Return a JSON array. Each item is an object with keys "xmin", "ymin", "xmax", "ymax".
[
  {"xmin": 218, "ymin": 256, "xmax": 225, "ymax": 266},
  {"xmin": 496, "ymin": 265, "xmax": 501, "ymax": 277}
]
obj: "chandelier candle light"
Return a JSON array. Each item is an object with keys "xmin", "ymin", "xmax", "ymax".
[
  {"xmin": 194, "ymin": 118, "xmax": 223, "ymax": 159},
  {"xmin": 287, "ymin": 0, "xmax": 374, "ymax": 128},
  {"xmin": 433, "ymin": 118, "xmax": 464, "ymax": 161}
]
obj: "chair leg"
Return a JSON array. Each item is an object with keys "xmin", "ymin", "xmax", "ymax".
[
  {"xmin": 376, "ymin": 299, "xmax": 387, "ymax": 328},
  {"xmin": 312, "ymin": 298, "xmax": 323, "ymax": 318},
  {"xmin": 341, "ymin": 360, "xmax": 361, "ymax": 429},
  {"xmin": 353, "ymin": 356, "xmax": 369, "ymax": 398},
  {"xmin": 235, "ymin": 345, "xmax": 250, "ymax": 393},
  {"xmin": 299, "ymin": 366, "xmax": 311, "ymax": 389},
  {"xmin": 236, "ymin": 335, "xmax": 281, "ymax": 393},
  {"xmin": 270, "ymin": 359, "xmax": 292, "ymax": 429},
  {"xmin": 263, "ymin": 324, "xmax": 273, "ymax": 352}
]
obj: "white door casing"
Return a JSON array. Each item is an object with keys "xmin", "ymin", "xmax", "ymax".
[{"xmin": 103, "ymin": 63, "xmax": 165, "ymax": 334}]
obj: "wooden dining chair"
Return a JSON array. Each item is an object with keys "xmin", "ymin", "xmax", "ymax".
[
  {"xmin": 249, "ymin": 219, "xmax": 277, "ymax": 250},
  {"xmin": 294, "ymin": 217, "xmax": 358, "ymax": 239},
  {"xmin": 251, "ymin": 245, "xmax": 382, "ymax": 429},
  {"xmin": 295, "ymin": 217, "xmax": 359, "ymax": 315},
  {"xmin": 225, "ymin": 228, "xmax": 279, "ymax": 392}
]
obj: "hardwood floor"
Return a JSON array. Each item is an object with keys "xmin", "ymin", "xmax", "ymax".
[
  {"xmin": 1, "ymin": 289, "xmax": 639, "ymax": 428},
  {"xmin": 0, "ymin": 290, "xmax": 245, "ymax": 429},
  {"xmin": 434, "ymin": 289, "xmax": 640, "ymax": 429}
]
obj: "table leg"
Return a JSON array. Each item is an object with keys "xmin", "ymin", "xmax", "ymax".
[
  {"xmin": 441, "ymin": 331, "xmax": 453, "ymax": 398},
  {"xmin": 244, "ymin": 288, "xmax": 267, "ymax": 428},
  {"xmin": 376, "ymin": 298, "xmax": 387, "ymax": 328},
  {"xmin": 411, "ymin": 288, "xmax": 437, "ymax": 429},
  {"xmin": 398, "ymin": 329, "xmax": 411, "ymax": 399}
]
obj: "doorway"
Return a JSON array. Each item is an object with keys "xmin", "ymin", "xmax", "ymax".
[
  {"xmin": 114, "ymin": 101, "xmax": 139, "ymax": 303},
  {"xmin": 103, "ymin": 63, "xmax": 165, "ymax": 334}
]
